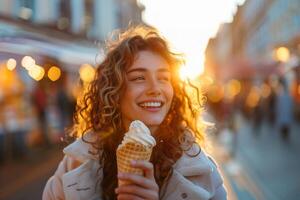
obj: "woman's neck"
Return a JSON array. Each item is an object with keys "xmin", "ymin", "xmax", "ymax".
[{"xmin": 148, "ymin": 125, "xmax": 158, "ymax": 135}]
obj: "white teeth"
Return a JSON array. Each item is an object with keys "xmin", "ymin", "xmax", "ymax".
[{"xmin": 140, "ymin": 102, "xmax": 162, "ymax": 107}]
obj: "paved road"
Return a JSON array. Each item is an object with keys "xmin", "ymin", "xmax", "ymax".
[
  {"xmin": 0, "ymin": 147, "xmax": 63, "ymax": 200},
  {"xmin": 214, "ymin": 113, "xmax": 300, "ymax": 200},
  {"xmin": 237, "ymin": 116, "xmax": 300, "ymax": 200}
]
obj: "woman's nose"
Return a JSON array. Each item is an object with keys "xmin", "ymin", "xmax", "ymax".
[{"xmin": 146, "ymin": 79, "xmax": 161, "ymax": 96}]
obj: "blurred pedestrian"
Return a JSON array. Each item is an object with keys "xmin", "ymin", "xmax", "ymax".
[
  {"xmin": 0, "ymin": 113, "xmax": 4, "ymax": 164},
  {"xmin": 275, "ymin": 77, "xmax": 293, "ymax": 141},
  {"xmin": 43, "ymin": 25, "xmax": 227, "ymax": 200},
  {"xmin": 291, "ymin": 66, "xmax": 300, "ymax": 122},
  {"xmin": 268, "ymin": 79, "xmax": 277, "ymax": 124},
  {"xmin": 2, "ymin": 102, "xmax": 28, "ymax": 160},
  {"xmin": 56, "ymin": 74, "xmax": 75, "ymax": 133},
  {"xmin": 0, "ymin": 91, "xmax": 4, "ymax": 163},
  {"xmin": 32, "ymin": 83, "xmax": 51, "ymax": 147}
]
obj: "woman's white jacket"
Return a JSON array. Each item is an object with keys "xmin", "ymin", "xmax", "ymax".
[{"xmin": 43, "ymin": 132, "xmax": 227, "ymax": 200}]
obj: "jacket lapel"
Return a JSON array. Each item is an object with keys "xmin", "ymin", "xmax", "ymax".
[
  {"xmin": 62, "ymin": 132, "xmax": 102, "ymax": 200},
  {"xmin": 160, "ymin": 144, "xmax": 215, "ymax": 200},
  {"xmin": 174, "ymin": 144, "xmax": 213, "ymax": 176},
  {"xmin": 63, "ymin": 131, "xmax": 98, "ymax": 162}
]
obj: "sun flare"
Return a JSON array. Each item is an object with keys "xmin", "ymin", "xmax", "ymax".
[{"xmin": 139, "ymin": 0, "xmax": 245, "ymax": 80}]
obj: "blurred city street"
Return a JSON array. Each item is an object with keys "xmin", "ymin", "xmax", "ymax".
[
  {"xmin": 1, "ymin": 0, "xmax": 300, "ymax": 199},
  {"xmin": 1, "ymin": 113, "xmax": 300, "ymax": 200}
]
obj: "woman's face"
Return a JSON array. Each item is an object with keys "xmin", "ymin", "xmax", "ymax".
[{"xmin": 120, "ymin": 50, "xmax": 174, "ymax": 133}]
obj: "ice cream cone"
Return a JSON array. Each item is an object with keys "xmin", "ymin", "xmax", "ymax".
[
  {"xmin": 117, "ymin": 142, "xmax": 152, "ymax": 186},
  {"xmin": 116, "ymin": 120, "xmax": 156, "ymax": 186}
]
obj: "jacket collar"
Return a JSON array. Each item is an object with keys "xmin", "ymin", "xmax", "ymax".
[{"xmin": 63, "ymin": 131, "xmax": 99, "ymax": 162}]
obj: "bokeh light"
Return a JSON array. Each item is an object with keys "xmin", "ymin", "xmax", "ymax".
[
  {"xmin": 48, "ymin": 66, "xmax": 61, "ymax": 81},
  {"xmin": 261, "ymin": 83, "xmax": 271, "ymax": 98},
  {"xmin": 79, "ymin": 64, "xmax": 95, "ymax": 83},
  {"xmin": 28, "ymin": 65, "xmax": 45, "ymax": 81},
  {"xmin": 6, "ymin": 58, "xmax": 17, "ymax": 71},
  {"xmin": 226, "ymin": 79, "xmax": 241, "ymax": 99},
  {"xmin": 274, "ymin": 47, "xmax": 290, "ymax": 62},
  {"xmin": 246, "ymin": 87, "xmax": 260, "ymax": 108},
  {"xmin": 207, "ymin": 84, "xmax": 224, "ymax": 103},
  {"xmin": 21, "ymin": 56, "xmax": 36, "ymax": 71}
]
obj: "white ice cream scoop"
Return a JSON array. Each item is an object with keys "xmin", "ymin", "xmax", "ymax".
[{"xmin": 120, "ymin": 120, "xmax": 156, "ymax": 148}]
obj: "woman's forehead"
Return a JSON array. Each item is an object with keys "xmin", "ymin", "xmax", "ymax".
[{"xmin": 128, "ymin": 50, "xmax": 170, "ymax": 71}]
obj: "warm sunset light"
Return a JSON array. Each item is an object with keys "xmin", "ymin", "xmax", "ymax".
[
  {"xmin": 180, "ymin": 65, "xmax": 201, "ymax": 80},
  {"xmin": 139, "ymin": 0, "xmax": 245, "ymax": 80},
  {"xmin": 179, "ymin": 67, "xmax": 189, "ymax": 80},
  {"xmin": 179, "ymin": 58, "xmax": 205, "ymax": 80}
]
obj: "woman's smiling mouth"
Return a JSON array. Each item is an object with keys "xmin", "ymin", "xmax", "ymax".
[{"xmin": 138, "ymin": 101, "xmax": 164, "ymax": 111}]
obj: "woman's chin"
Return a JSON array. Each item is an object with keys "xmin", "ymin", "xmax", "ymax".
[
  {"xmin": 141, "ymin": 118, "xmax": 163, "ymax": 126},
  {"xmin": 141, "ymin": 120, "xmax": 163, "ymax": 132}
]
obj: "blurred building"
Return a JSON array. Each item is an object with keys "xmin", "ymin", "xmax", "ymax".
[
  {"xmin": 0, "ymin": 0, "xmax": 145, "ymax": 85},
  {"xmin": 204, "ymin": 0, "xmax": 300, "ymax": 120},
  {"xmin": 0, "ymin": 0, "xmax": 144, "ymax": 39},
  {"xmin": 205, "ymin": 23, "xmax": 233, "ymax": 80},
  {"xmin": 205, "ymin": 0, "xmax": 300, "ymax": 82}
]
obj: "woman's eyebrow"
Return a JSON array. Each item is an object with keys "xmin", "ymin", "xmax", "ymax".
[
  {"xmin": 127, "ymin": 67, "xmax": 170, "ymax": 74},
  {"xmin": 157, "ymin": 68, "xmax": 170, "ymax": 73},
  {"xmin": 126, "ymin": 68, "xmax": 146, "ymax": 74}
]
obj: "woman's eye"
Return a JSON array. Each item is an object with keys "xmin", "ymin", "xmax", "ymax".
[
  {"xmin": 131, "ymin": 76, "xmax": 145, "ymax": 81},
  {"xmin": 159, "ymin": 76, "xmax": 170, "ymax": 82}
]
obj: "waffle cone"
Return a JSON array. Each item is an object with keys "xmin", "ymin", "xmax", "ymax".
[{"xmin": 117, "ymin": 142, "xmax": 152, "ymax": 186}]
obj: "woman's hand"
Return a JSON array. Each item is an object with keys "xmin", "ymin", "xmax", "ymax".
[{"xmin": 115, "ymin": 160, "xmax": 159, "ymax": 200}]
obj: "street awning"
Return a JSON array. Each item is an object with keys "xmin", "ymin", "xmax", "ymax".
[
  {"xmin": 220, "ymin": 59, "xmax": 283, "ymax": 81},
  {"xmin": 0, "ymin": 37, "xmax": 103, "ymax": 72}
]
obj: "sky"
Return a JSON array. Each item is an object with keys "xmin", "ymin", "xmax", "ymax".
[{"xmin": 138, "ymin": 0, "xmax": 246, "ymax": 79}]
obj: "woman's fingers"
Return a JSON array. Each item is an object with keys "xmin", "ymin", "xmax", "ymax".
[
  {"xmin": 115, "ymin": 184, "xmax": 158, "ymax": 199},
  {"xmin": 131, "ymin": 160, "xmax": 155, "ymax": 180},
  {"xmin": 118, "ymin": 172, "xmax": 155, "ymax": 189},
  {"xmin": 117, "ymin": 193, "xmax": 144, "ymax": 200},
  {"xmin": 116, "ymin": 160, "xmax": 159, "ymax": 200}
]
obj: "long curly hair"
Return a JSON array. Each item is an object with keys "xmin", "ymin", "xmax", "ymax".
[{"xmin": 72, "ymin": 25, "xmax": 206, "ymax": 199}]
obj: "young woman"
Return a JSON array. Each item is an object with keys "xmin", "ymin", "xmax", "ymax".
[{"xmin": 43, "ymin": 25, "xmax": 227, "ymax": 200}]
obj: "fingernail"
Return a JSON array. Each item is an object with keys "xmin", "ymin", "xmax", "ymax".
[
  {"xmin": 131, "ymin": 160, "xmax": 136, "ymax": 165},
  {"xmin": 118, "ymin": 173, "xmax": 123, "ymax": 178}
]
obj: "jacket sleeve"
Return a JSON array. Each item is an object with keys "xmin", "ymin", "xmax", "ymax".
[
  {"xmin": 211, "ymin": 184, "xmax": 227, "ymax": 200},
  {"xmin": 208, "ymin": 156, "xmax": 227, "ymax": 200},
  {"xmin": 42, "ymin": 155, "xmax": 81, "ymax": 200}
]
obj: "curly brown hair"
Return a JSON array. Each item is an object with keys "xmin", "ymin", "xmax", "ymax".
[{"xmin": 72, "ymin": 25, "xmax": 206, "ymax": 199}]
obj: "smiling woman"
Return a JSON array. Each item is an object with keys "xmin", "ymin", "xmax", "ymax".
[{"xmin": 42, "ymin": 25, "xmax": 227, "ymax": 200}]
